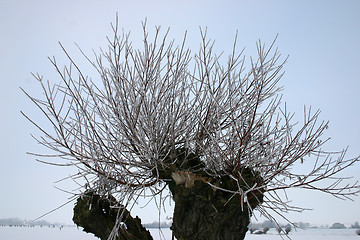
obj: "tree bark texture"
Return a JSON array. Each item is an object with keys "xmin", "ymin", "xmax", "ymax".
[
  {"xmin": 160, "ymin": 148, "xmax": 264, "ymax": 240},
  {"xmin": 168, "ymin": 170, "xmax": 262, "ymax": 240},
  {"xmin": 73, "ymin": 191, "xmax": 153, "ymax": 240}
]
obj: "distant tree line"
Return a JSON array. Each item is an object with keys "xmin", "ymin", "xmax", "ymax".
[
  {"xmin": 330, "ymin": 222, "xmax": 360, "ymax": 229},
  {"xmin": 249, "ymin": 220, "xmax": 309, "ymax": 229},
  {"xmin": 0, "ymin": 218, "xmax": 25, "ymax": 225},
  {"xmin": 351, "ymin": 222, "xmax": 360, "ymax": 229},
  {"xmin": 0, "ymin": 218, "xmax": 62, "ymax": 226},
  {"xmin": 250, "ymin": 220, "xmax": 360, "ymax": 230},
  {"xmin": 330, "ymin": 222, "xmax": 346, "ymax": 229},
  {"xmin": 142, "ymin": 221, "xmax": 172, "ymax": 228}
]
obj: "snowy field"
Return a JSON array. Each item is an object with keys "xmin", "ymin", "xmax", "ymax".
[{"xmin": 0, "ymin": 226, "xmax": 359, "ymax": 240}]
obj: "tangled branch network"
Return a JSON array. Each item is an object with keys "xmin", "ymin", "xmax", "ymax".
[{"xmin": 22, "ymin": 20, "xmax": 359, "ymax": 233}]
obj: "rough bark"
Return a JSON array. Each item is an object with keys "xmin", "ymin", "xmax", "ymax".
[
  {"xmin": 73, "ymin": 191, "xmax": 153, "ymax": 240},
  {"xmin": 168, "ymin": 170, "xmax": 262, "ymax": 240},
  {"xmin": 157, "ymin": 148, "xmax": 264, "ymax": 240}
]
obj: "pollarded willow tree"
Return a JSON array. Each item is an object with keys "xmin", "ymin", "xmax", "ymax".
[{"xmin": 22, "ymin": 20, "xmax": 360, "ymax": 240}]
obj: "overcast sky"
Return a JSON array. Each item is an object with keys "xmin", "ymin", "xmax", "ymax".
[{"xmin": 1, "ymin": 0, "xmax": 360, "ymax": 227}]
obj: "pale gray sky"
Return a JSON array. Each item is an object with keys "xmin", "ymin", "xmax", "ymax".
[{"xmin": 0, "ymin": 0, "xmax": 359, "ymax": 226}]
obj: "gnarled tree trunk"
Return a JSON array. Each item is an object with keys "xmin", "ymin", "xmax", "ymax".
[
  {"xmin": 159, "ymin": 149, "xmax": 264, "ymax": 240},
  {"xmin": 73, "ymin": 149, "xmax": 263, "ymax": 240},
  {"xmin": 168, "ymin": 169, "xmax": 262, "ymax": 240},
  {"xmin": 170, "ymin": 181, "xmax": 249, "ymax": 239},
  {"xmin": 73, "ymin": 191, "xmax": 153, "ymax": 240}
]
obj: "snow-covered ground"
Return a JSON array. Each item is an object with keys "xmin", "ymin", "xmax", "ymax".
[{"xmin": 0, "ymin": 226, "xmax": 359, "ymax": 240}]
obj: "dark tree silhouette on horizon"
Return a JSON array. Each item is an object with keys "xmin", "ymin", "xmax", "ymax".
[{"xmin": 22, "ymin": 19, "xmax": 360, "ymax": 240}]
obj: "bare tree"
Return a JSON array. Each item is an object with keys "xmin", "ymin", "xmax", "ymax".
[{"xmin": 22, "ymin": 19, "xmax": 360, "ymax": 240}]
